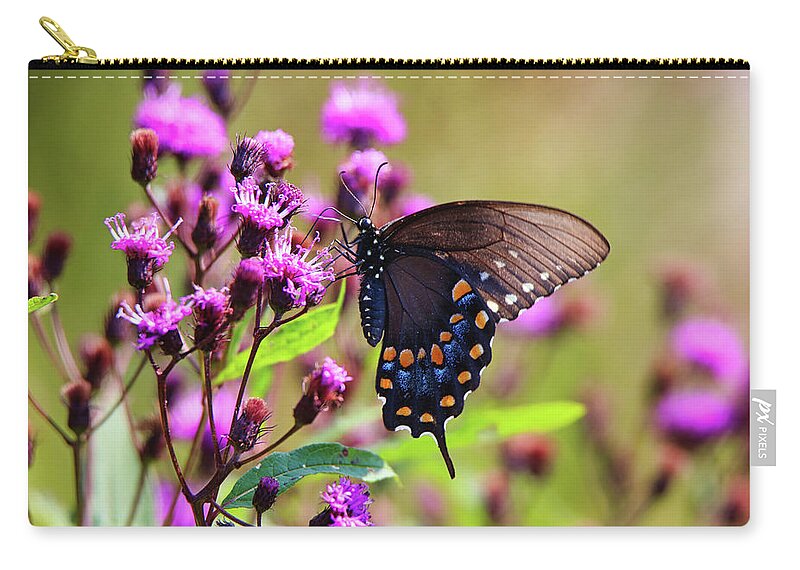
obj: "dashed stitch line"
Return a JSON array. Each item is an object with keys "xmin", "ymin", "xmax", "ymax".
[{"xmin": 29, "ymin": 74, "xmax": 750, "ymax": 80}]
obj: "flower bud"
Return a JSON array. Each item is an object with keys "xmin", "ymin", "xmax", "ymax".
[
  {"xmin": 229, "ymin": 397, "xmax": 271, "ymax": 452},
  {"xmin": 183, "ymin": 286, "xmax": 231, "ymax": 352},
  {"xmin": 139, "ymin": 418, "xmax": 165, "ymax": 463},
  {"xmin": 61, "ymin": 379, "xmax": 93, "ymax": 435},
  {"xmin": 191, "ymin": 195, "xmax": 219, "ymax": 252},
  {"xmin": 41, "ymin": 232, "xmax": 73, "ymax": 282},
  {"xmin": 228, "ymin": 258, "xmax": 263, "ymax": 321},
  {"xmin": 202, "ymin": 70, "xmax": 234, "ymax": 117},
  {"xmin": 501, "ymin": 434, "xmax": 556, "ymax": 478},
  {"xmin": 483, "ymin": 471, "xmax": 510, "ymax": 525},
  {"xmin": 229, "ymin": 136, "xmax": 264, "ymax": 184},
  {"xmin": 130, "ymin": 128, "xmax": 159, "ymax": 187},
  {"xmin": 28, "ymin": 192, "xmax": 41, "ymax": 243},
  {"xmin": 105, "ymin": 291, "xmax": 136, "ymax": 345},
  {"xmin": 28, "ymin": 254, "xmax": 43, "ymax": 299},
  {"xmin": 252, "ymin": 476, "xmax": 280, "ymax": 514},
  {"xmin": 293, "ymin": 358, "xmax": 351, "ymax": 426},
  {"xmin": 79, "ymin": 334, "xmax": 114, "ymax": 390}
]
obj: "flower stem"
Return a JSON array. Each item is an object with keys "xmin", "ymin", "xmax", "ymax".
[
  {"xmin": 208, "ymin": 499, "xmax": 252, "ymax": 527},
  {"xmin": 72, "ymin": 441, "xmax": 86, "ymax": 526},
  {"xmin": 143, "ymin": 183, "xmax": 197, "ymax": 257},
  {"xmin": 236, "ymin": 422, "xmax": 303, "ymax": 468},
  {"xmin": 163, "ymin": 404, "xmax": 207, "ymax": 526},
  {"xmin": 49, "ymin": 304, "xmax": 82, "ymax": 382},
  {"xmin": 202, "ymin": 352, "xmax": 223, "ymax": 467},
  {"xmin": 28, "ymin": 392, "xmax": 73, "ymax": 446},
  {"xmin": 83, "ymin": 356, "xmax": 147, "ymax": 439},
  {"xmin": 29, "ymin": 313, "xmax": 70, "ymax": 382}
]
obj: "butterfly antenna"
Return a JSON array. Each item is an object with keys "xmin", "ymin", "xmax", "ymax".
[
  {"xmin": 339, "ymin": 170, "xmax": 369, "ymax": 217},
  {"xmin": 435, "ymin": 430, "xmax": 456, "ymax": 479},
  {"xmin": 301, "ymin": 206, "xmax": 355, "ymax": 246},
  {"xmin": 368, "ymin": 161, "xmax": 390, "ymax": 218}
]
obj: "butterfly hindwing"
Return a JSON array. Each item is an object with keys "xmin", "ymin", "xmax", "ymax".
[{"xmin": 375, "ymin": 254, "xmax": 495, "ymax": 478}]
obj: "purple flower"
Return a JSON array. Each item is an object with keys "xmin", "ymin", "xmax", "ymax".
[
  {"xmin": 505, "ymin": 296, "xmax": 564, "ymax": 337},
  {"xmin": 311, "ymin": 477, "xmax": 373, "ymax": 527},
  {"xmin": 105, "ymin": 212, "xmax": 182, "ymax": 289},
  {"xmin": 397, "ymin": 193, "xmax": 434, "ymax": 217},
  {"xmin": 252, "ymin": 476, "xmax": 280, "ymax": 514},
  {"xmin": 182, "ymin": 285, "xmax": 231, "ymax": 352},
  {"xmin": 294, "ymin": 357, "xmax": 352, "ymax": 426},
  {"xmin": 655, "ymin": 389, "xmax": 738, "ymax": 444},
  {"xmin": 169, "ymin": 382, "xmax": 237, "ymax": 443},
  {"xmin": 134, "ymin": 84, "xmax": 228, "ymax": 158},
  {"xmin": 262, "ymin": 230, "xmax": 334, "ymax": 314},
  {"xmin": 155, "ymin": 481, "xmax": 195, "ymax": 527},
  {"xmin": 231, "ymin": 177, "xmax": 285, "ymax": 257},
  {"xmin": 254, "ymin": 129, "xmax": 295, "ymax": 178},
  {"xmin": 321, "ymin": 80, "xmax": 406, "ymax": 147},
  {"xmin": 338, "ymin": 149, "xmax": 390, "ymax": 216},
  {"xmin": 229, "ymin": 397, "xmax": 272, "ymax": 452},
  {"xmin": 116, "ymin": 278, "xmax": 192, "ymax": 354},
  {"xmin": 671, "ymin": 318, "xmax": 747, "ymax": 388}
]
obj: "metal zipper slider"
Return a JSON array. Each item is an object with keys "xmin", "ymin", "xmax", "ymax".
[{"xmin": 39, "ymin": 16, "xmax": 98, "ymax": 65}]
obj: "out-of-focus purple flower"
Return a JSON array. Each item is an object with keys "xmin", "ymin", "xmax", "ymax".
[
  {"xmin": 117, "ymin": 278, "xmax": 191, "ymax": 354},
  {"xmin": 262, "ymin": 230, "xmax": 334, "ymax": 314},
  {"xmin": 655, "ymin": 389, "xmax": 737, "ymax": 444},
  {"xmin": 501, "ymin": 433, "xmax": 557, "ymax": 478},
  {"xmin": 202, "ymin": 70, "xmax": 234, "ymax": 117},
  {"xmin": 294, "ymin": 357, "xmax": 352, "ymax": 426},
  {"xmin": 169, "ymin": 382, "xmax": 238, "ymax": 443},
  {"xmin": 155, "ymin": 481, "xmax": 195, "ymax": 527},
  {"xmin": 254, "ymin": 129, "xmax": 295, "ymax": 178},
  {"xmin": 182, "ymin": 285, "xmax": 231, "ymax": 352},
  {"xmin": 671, "ymin": 318, "xmax": 747, "ymax": 388},
  {"xmin": 505, "ymin": 296, "xmax": 564, "ymax": 337},
  {"xmin": 301, "ymin": 191, "xmax": 338, "ymax": 232},
  {"xmin": 321, "ymin": 80, "xmax": 406, "ymax": 148},
  {"xmin": 41, "ymin": 232, "xmax": 73, "ymax": 282},
  {"xmin": 338, "ymin": 149, "xmax": 390, "ymax": 216},
  {"xmin": 398, "ymin": 193, "xmax": 434, "ymax": 217},
  {"xmin": 134, "ymin": 84, "xmax": 228, "ymax": 159},
  {"xmin": 105, "ymin": 212, "xmax": 182, "ymax": 289},
  {"xmin": 61, "ymin": 379, "xmax": 93, "ymax": 435},
  {"xmin": 309, "ymin": 477, "xmax": 373, "ymax": 527}
]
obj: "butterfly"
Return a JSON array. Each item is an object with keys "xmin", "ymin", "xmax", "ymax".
[{"xmin": 330, "ymin": 184, "xmax": 610, "ymax": 478}]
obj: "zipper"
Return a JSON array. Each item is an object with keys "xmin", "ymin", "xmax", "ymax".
[{"xmin": 31, "ymin": 17, "xmax": 749, "ymax": 70}]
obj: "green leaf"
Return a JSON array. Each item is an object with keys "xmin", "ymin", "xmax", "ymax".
[
  {"xmin": 90, "ymin": 387, "xmax": 155, "ymax": 526},
  {"xmin": 221, "ymin": 442, "xmax": 396, "ymax": 509},
  {"xmin": 375, "ymin": 401, "xmax": 586, "ymax": 465},
  {"xmin": 28, "ymin": 293, "xmax": 58, "ymax": 314},
  {"xmin": 28, "ymin": 491, "xmax": 72, "ymax": 526},
  {"xmin": 215, "ymin": 282, "xmax": 346, "ymax": 384},
  {"xmin": 248, "ymin": 365, "xmax": 273, "ymax": 398}
]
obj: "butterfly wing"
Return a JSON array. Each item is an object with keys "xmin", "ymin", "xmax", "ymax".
[
  {"xmin": 381, "ymin": 201, "xmax": 610, "ymax": 321},
  {"xmin": 376, "ymin": 252, "xmax": 495, "ymax": 478}
]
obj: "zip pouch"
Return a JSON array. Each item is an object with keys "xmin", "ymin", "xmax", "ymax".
[{"xmin": 28, "ymin": 17, "xmax": 750, "ymax": 527}]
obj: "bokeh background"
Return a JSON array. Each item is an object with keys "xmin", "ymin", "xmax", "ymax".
[{"xmin": 28, "ymin": 69, "xmax": 748, "ymax": 526}]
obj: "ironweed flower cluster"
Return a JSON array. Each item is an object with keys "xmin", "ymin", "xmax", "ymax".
[{"xmin": 310, "ymin": 477, "xmax": 373, "ymax": 526}]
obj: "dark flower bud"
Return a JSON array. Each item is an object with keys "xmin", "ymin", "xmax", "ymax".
[
  {"xmin": 166, "ymin": 181, "xmax": 188, "ymax": 226},
  {"xmin": 61, "ymin": 379, "xmax": 93, "ymax": 435},
  {"xmin": 184, "ymin": 286, "xmax": 231, "ymax": 353},
  {"xmin": 79, "ymin": 334, "xmax": 114, "ymax": 390},
  {"xmin": 229, "ymin": 397, "xmax": 271, "ymax": 452},
  {"xmin": 651, "ymin": 445, "xmax": 686, "ymax": 498},
  {"xmin": 293, "ymin": 358, "xmax": 352, "ymax": 426},
  {"xmin": 718, "ymin": 477, "xmax": 749, "ymax": 526},
  {"xmin": 142, "ymin": 70, "xmax": 171, "ymax": 95},
  {"xmin": 501, "ymin": 434, "xmax": 557, "ymax": 478},
  {"xmin": 229, "ymin": 136, "xmax": 264, "ymax": 184},
  {"xmin": 252, "ymin": 476, "xmax": 280, "ymax": 514},
  {"xmin": 377, "ymin": 163, "xmax": 411, "ymax": 206},
  {"xmin": 191, "ymin": 195, "xmax": 219, "ymax": 252},
  {"xmin": 130, "ymin": 128, "xmax": 159, "ymax": 187},
  {"xmin": 228, "ymin": 258, "xmax": 263, "ymax": 321},
  {"xmin": 105, "ymin": 291, "xmax": 136, "ymax": 345},
  {"xmin": 28, "ymin": 254, "xmax": 43, "ymax": 299},
  {"xmin": 28, "ymin": 423, "xmax": 36, "ymax": 468},
  {"xmin": 483, "ymin": 471, "xmax": 510, "ymax": 525},
  {"xmin": 139, "ymin": 418, "xmax": 165, "ymax": 462},
  {"xmin": 28, "ymin": 192, "xmax": 41, "ymax": 244},
  {"xmin": 41, "ymin": 232, "xmax": 72, "ymax": 282},
  {"xmin": 202, "ymin": 70, "xmax": 235, "ymax": 117},
  {"xmin": 656, "ymin": 261, "xmax": 708, "ymax": 320}
]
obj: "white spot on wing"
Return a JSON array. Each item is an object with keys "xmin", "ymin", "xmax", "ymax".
[
  {"xmin": 479, "ymin": 271, "xmax": 489, "ymax": 282},
  {"xmin": 494, "ymin": 260, "xmax": 506, "ymax": 269},
  {"xmin": 505, "ymin": 294, "xmax": 517, "ymax": 305},
  {"xmin": 487, "ymin": 300, "xmax": 500, "ymax": 313},
  {"xmin": 509, "ymin": 250, "xmax": 519, "ymax": 259},
  {"xmin": 420, "ymin": 432, "xmax": 436, "ymax": 441},
  {"xmin": 540, "ymin": 272, "xmax": 550, "ymax": 281},
  {"xmin": 377, "ymin": 396, "xmax": 386, "ymax": 405},
  {"xmin": 522, "ymin": 282, "xmax": 535, "ymax": 293}
]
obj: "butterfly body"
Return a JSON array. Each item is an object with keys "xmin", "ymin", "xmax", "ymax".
[{"xmin": 349, "ymin": 201, "xmax": 610, "ymax": 478}]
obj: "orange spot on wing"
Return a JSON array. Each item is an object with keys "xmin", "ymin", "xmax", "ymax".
[
  {"xmin": 452, "ymin": 279, "xmax": 472, "ymax": 302},
  {"xmin": 380, "ymin": 378, "xmax": 393, "ymax": 389},
  {"xmin": 450, "ymin": 313, "xmax": 464, "ymax": 324},
  {"xmin": 475, "ymin": 310, "xmax": 489, "ymax": 329},
  {"xmin": 417, "ymin": 347, "xmax": 426, "ymax": 360},
  {"xmin": 458, "ymin": 371, "xmax": 472, "ymax": 384},
  {"xmin": 439, "ymin": 331, "xmax": 453, "ymax": 342},
  {"xmin": 383, "ymin": 346, "xmax": 397, "ymax": 361},
  {"xmin": 470, "ymin": 344, "xmax": 484, "ymax": 359},
  {"xmin": 399, "ymin": 349, "xmax": 414, "ymax": 368},
  {"xmin": 396, "ymin": 406, "xmax": 412, "ymax": 416},
  {"xmin": 440, "ymin": 395, "xmax": 456, "ymax": 407},
  {"xmin": 420, "ymin": 413, "xmax": 435, "ymax": 423},
  {"xmin": 430, "ymin": 344, "xmax": 444, "ymax": 366}
]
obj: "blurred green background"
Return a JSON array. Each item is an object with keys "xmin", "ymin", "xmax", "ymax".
[{"xmin": 28, "ymin": 70, "xmax": 748, "ymax": 526}]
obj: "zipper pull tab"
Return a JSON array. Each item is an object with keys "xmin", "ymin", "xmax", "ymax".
[{"xmin": 39, "ymin": 16, "xmax": 98, "ymax": 65}]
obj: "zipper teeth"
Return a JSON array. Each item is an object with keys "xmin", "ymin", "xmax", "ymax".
[{"xmin": 30, "ymin": 57, "xmax": 750, "ymax": 70}]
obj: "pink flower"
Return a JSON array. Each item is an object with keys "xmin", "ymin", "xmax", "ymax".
[{"xmin": 321, "ymin": 80, "xmax": 406, "ymax": 147}]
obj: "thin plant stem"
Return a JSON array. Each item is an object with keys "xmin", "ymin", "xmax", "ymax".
[
  {"xmin": 126, "ymin": 461, "xmax": 149, "ymax": 526},
  {"xmin": 203, "ymin": 352, "xmax": 223, "ymax": 467},
  {"xmin": 226, "ymin": 333, "xmax": 265, "ymax": 453},
  {"xmin": 84, "ymin": 356, "xmax": 147, "ymax": 439},
  {"xmin": 49, "ymin": 304, "xmax": 82, "ymax": 382},
  {"xmin": 28, "ymin": 392, "xmax": 73, "ymax": 445},
  {"xmin": 30, "ymin": 313, "xmax": 70, "ymax": 382},
  {"xmin": 256, "ymin": 511, "xmax": 263, "ymax": 527},
  {"xmin": 208, "ymin": 499, "xmax": 252, "ymax": 527},
  {"xmin": 72, "ymin": 441, "xmax": 86, "ymax": 526},
  {"xmin": 236, "ymin": 422, "xmax": 303, "ymax": 469},
  {"xmin": 163, "ymin": 404, "xmax": 207, "ymax": 526}
]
